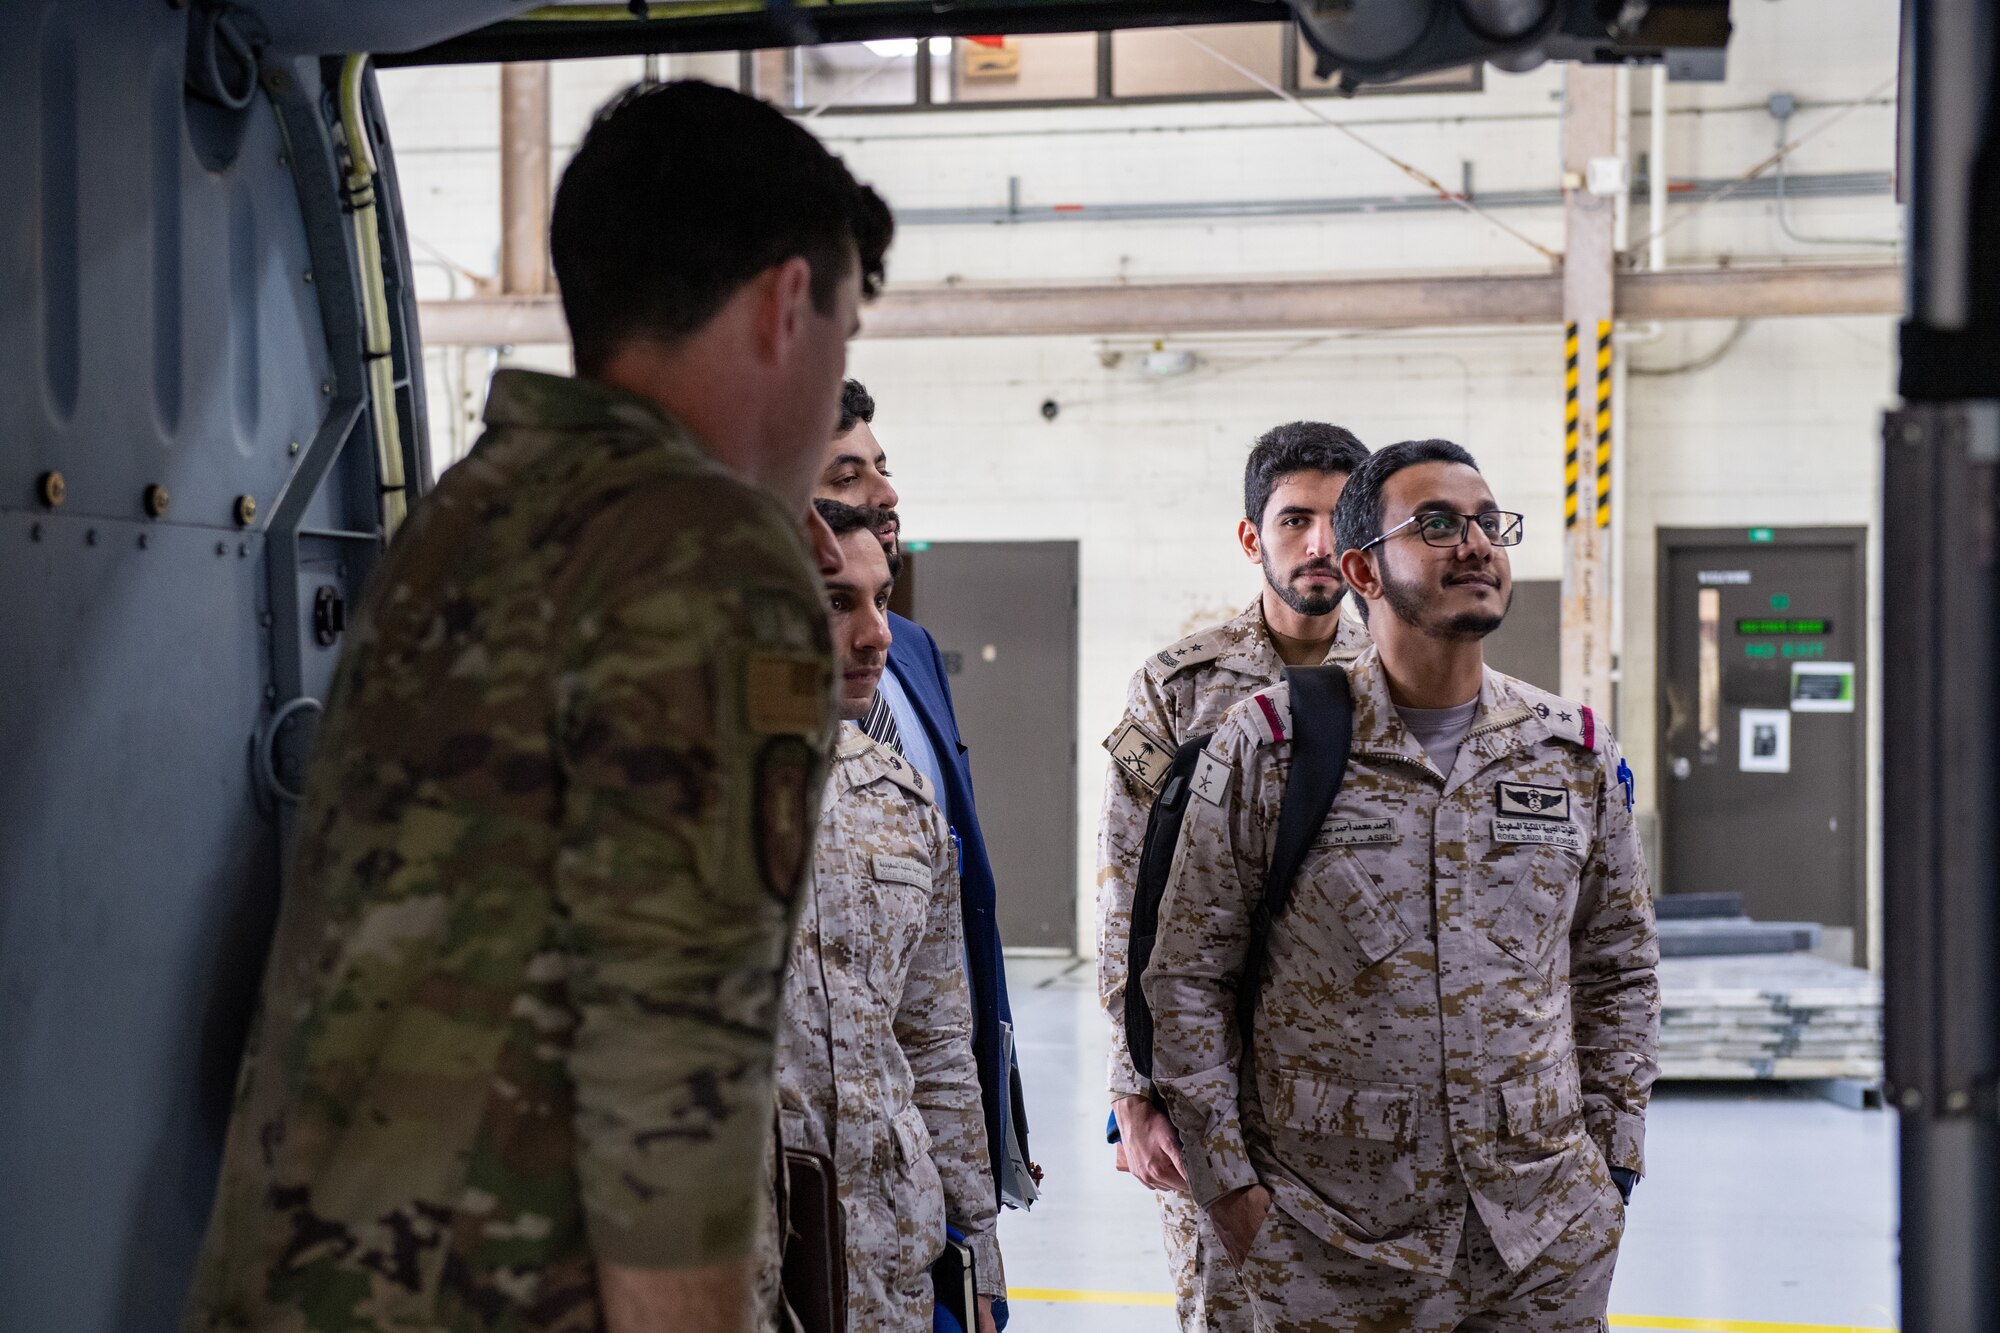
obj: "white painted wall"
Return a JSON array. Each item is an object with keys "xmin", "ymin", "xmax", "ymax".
[{"xmin": 379, "ymin": 0, "xmax": 1901, "ymax": 962}]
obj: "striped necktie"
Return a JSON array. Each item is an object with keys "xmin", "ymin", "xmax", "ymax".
[{"xmin": 861, "ymin": 688, "xmax": 904, "ymax": 754}]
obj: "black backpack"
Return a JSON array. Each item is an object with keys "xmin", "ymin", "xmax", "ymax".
[{"xmin": 1122, "ymin": 664, "xmax": 1355, "ymax": 1085}]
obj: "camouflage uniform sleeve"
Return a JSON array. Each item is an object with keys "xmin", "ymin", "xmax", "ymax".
[
  {"xmin": 554, "ymin": 496, "xmax": 831, "ymax": 1270},
  {"xmin": 1095, "ymin": 666, "xmax": 1178, "ymax": 1100},
  {"xmin": 896, "ymin": 807, "xmax": 1004, "ymax": 1296},
  {"xmin": 1139, "ymin": 714, "xmax": 1268, "ymax": 1209},
  {"xmin": 1570, "ymin": 730, "xmax": 1661, "ymax": 1176}
]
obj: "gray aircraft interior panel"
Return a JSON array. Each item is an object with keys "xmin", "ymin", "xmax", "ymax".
[{"xmin": 0, "ymin": 6, "xmax": 424, "ymax": 1330}]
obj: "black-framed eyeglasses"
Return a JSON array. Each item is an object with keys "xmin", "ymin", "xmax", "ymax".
[{"xmin": 1360, "ymin": 509, "xmax": 1525, "ymax": 551}]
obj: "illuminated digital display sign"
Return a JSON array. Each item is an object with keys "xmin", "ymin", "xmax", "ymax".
[{"xmin": 1735, "ymin": 618, "xmax": 1831, "ymax": 636}]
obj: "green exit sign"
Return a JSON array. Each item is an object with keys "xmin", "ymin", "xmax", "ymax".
[{"xmin": 1748, "ymin": 527, "xmax": 1775, "ymax": 543}]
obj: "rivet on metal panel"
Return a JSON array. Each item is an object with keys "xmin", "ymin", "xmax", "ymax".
[
  {"xmin": 37, "ymin": 471, "xmax": 66, "ymax": 508},
  {"xmin": 320, "ymin": 382, "xmax": 331, "ymax": 396},
  {"xmin": 264, "ymin": 685, "xmax": 277, "ymax": 702},
  {"xmin": 85, "ymin": 529, "xmax": 97, "ymax": 546},
  {"xmin": 216, "ymin": 542, "xmax": 228, "ymax": 556},
  {"xmin": 259, "ymin": 612, "xmax": 273, "ymax": 628},
  {"xmin": 137, "ymin": 534, "xmax": 149, "ymax": 550},
  {"xmin": 235, "ymin": 495, "xmax": 258, "ymax": 527},
  {"xmin": 238, "ymin": 543, "xmax": 249, "ymax": 558},
  {"xmin": 144, "ymin": 484, "xmax": 170, "ymax": 519},
  {"xmin": 303, "ymin": 270, "xmax": 314, "ymax": 285},
  {"xmin": 288, "ymin": 440, "xmax": 300, "ymax": 455},
  {"xmin": 29, "ymin": 523, "xmax": 42, "ymax": 542}
]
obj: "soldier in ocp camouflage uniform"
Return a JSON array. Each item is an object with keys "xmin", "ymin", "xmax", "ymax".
[
  {"xmin": 1097, "ymin": 424, "xmax": 1370, "ymax": 1331},
  {"xmin": 770, "ymin": 506, "xmax": 1002, "ymax": 1331},
  {"xmin": 1143, "ymin": 439, "xmax": 1659, "ymax": 1333},
  {"xmin": 183, "ymin": 81, "xmax": 892, "ymax": 1333}
]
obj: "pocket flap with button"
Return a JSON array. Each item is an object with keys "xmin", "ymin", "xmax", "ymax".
[
  {"xmin": 890, "ymin": 1103, "xmax": 934, "ymax": 1165},
  {"xmin": 1327, "ymin": 852, "xmax": 1411, "ymax": 967},
  {"xmin": 1269, "ymin": 1068, "xmax": 1417, "ymax": 1146},
  {"xmin": 1499, "ymin": 1052, "xmax": 1583, "ymax": 1137}
]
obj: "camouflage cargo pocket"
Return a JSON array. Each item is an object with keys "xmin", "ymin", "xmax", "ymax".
[
  {"xmin": 1260, "ymin": 1067, "xmax": 1422, "ymax": 1242},
  {"xmin": 1497, "ymin": 1050, "xmax": 1586, "ymax": 1161},
  {"xmin": 886, "ymin": 1103, "xmax": 948, "ymax": 1284}
]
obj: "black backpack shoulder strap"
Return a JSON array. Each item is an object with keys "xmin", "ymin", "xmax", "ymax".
[
  {"xmin": 1236, "ymin": 664, "xmax": 1354, "ymax": 1044},
  {"xmin": 1260, "ymin": 663, "xmax": 1355, "ymax": 920}
]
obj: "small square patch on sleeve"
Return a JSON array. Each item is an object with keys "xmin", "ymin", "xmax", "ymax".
[
  {"xmin": 1190, "ymin": 750, "xmax": 1232, "ymax": 806},
  {"xmin": 746, "ymin": 653, "xmax": 827, "ymax": 736},
  {"xmin": 1105, "ymin": 718, "xmax": 1173, "ymax": 794}
]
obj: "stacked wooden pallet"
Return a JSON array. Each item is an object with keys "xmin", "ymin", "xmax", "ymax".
[{"xmin": 1656, "ymin": 952, "xmax": 1883, "ymax": 1082}]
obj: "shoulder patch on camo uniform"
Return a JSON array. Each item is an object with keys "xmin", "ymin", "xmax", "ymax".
[
  {"xmin": 1103, "ymin": 717, "xmax": 1174, "ymax": 794},
  {"xmin": 1513, "ymin": 680, "xmax": 1594, "ymax": 751},
  {"xmin": 1144, "ymin": 632, "xmax": 1224, "ymax": 684},
  {"xmin": 1190, "ymin": 750, "xmax": 1232, "ymax": 806},
  {"xmin": 745, "ymin": 652, "xmax": 828, "ymax": 736},
  {"xmin": 1245, "ymin": 685, "xmax": 1291, "ymax": 746}
]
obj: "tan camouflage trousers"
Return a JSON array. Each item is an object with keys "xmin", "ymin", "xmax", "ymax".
[
  {"xmin": 1237, "ymin": 1184, "xmax": 1624, "ymax": 1333},
  {"xmin": 1159, "ymin": 1188, "xmax": 1259, "ymax": 1332}
]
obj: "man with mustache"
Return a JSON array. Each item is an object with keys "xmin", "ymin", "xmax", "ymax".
[
  {"xmin": 814, "ymin": 382, "xmax": 1036, "ymax": 1248},
  {"xmin": 767, "ymin": 500, "xmax": 1002, "ymax": 1333},
  {"xmin": 1095, "ymin": 422, "xmax": 1371, "ymax": 1331},
  {"xmin": 1143, "ymin": 439, "xmax": 1660, "ymax": 1332}
]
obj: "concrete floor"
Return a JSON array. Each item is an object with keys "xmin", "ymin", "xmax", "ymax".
[{"xmin": 994, "ymin": 958, "xmax": 1898, "ymax": 1333}]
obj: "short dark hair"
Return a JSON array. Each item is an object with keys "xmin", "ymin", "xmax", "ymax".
[
  {"xmin": 837, "ymin": 379, "xmax": 876, "ymax": 437},
  {"xmin": 1243, "ymin": 422, "xmax": 1370, "ymax": 526},
  {"xmin": 552, "ymin": 81, "xmax": 894, "ymax": 374},
  {"xmin": 1333, "ymin": 438, "xmax": 1482, "ymax": 556},
  {"xmin": 813, "ymin": 497, "xmax": 880, "ymax": 539}
]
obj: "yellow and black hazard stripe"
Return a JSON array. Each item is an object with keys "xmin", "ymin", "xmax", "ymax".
[
  {"xmin": 1594, "ymin": 319, "xmax": 1613, "ymax": 528},
  {"xmin": 1563, "ymin": 322, "xmax": 1580, "ymax": 530}
]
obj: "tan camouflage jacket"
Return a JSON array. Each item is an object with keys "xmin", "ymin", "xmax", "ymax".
[
  {"xmin": 1096, "ymin": 599, "xmax": 1370, "ymax": 1099},
  {"xmin": 183, "ymin": 370, "xmax": 835, "ymax": 1333},
  {"xmin": 1142, "ymin": 646, "xmax": 1660, "ymax": 1277},
  {"xmin": 779, "ymin": 726, "xmax": 1004, "ymax": 1323}
]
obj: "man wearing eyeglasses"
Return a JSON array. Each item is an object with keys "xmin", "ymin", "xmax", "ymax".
[{"xmin": 1142, "ymin": 439, "xmax": 1660, "ymax": 1332}]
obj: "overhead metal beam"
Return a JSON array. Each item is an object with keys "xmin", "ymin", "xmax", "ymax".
[
  {"xmin": 416, "ymin": 263, "xmax": 1901, "ymax": 346},
  {"xmin": 380, "ymin": 1, "xmax": 1277, "ymax": 67}
]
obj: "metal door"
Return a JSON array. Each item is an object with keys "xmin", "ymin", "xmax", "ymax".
[
  {"xmin": 906, "ymin": 541, "xmax": 1079, "ymax": 951},
  {"xmin": 1657, "ymin": 528, "xmax": 1867, "ymax": 953}
]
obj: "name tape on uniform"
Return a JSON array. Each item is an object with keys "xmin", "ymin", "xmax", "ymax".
[
  {"xmin": 1190, "ymin": 750, "xmax": 1231, "ymax": 806},
  {"xmin": 1493, "ymin": 817, "xmax": 1586, "ymax": 853},
  {"xmin": 872, "ymin": 853, "xmax": 932, "ymax": 890},
  {"xmin": 1104, "ymin": 718, "xmax": 1173, "ymax": 794},
  {"xmin": 1495, "ymin": 781, "xmax": 1570, "ymax": 822},
  {"xmin": 1315, "ymin": 816, "xmax": 1397, "ymax": 848}
]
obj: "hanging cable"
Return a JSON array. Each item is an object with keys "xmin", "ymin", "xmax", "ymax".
[
  {"xmin": 1169, "ymin": 27, "xmax": 1561, "ymax": 263},
  {"xmin": 338, "ymin": 54, "xmax": 410, "ymax": 535},
  {"xmin": 1619, "ymin": 74, "xmax": 1897, "ymax": 264}
]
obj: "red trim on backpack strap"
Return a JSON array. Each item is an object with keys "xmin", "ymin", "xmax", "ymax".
[
  {"xmin": 1255, "ymin": 693, "xmax": 1287, "ymax": 742},
  {"xmin": 1581, "ymin": 705, "xmax": 1596, "ymax": 750}
]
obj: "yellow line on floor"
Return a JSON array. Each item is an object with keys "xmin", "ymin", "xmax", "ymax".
[{"xmin": 1005, "ymin": 1289, "xmax": 1895, "ymax": 1332}]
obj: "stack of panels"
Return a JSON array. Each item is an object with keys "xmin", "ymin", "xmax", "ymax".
[{"xmin": 1655, "ymin": 953, "xmax": 1882, "ymax": 1081}]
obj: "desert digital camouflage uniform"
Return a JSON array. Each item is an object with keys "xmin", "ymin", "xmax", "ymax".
[
  {"xmin": 1142, "ymin": 646, "xmax": 1660, "ymax": 1333},
  {"xmin": 1096, "ymin": 599, "xmax": 1368, "ymax": 1331},
  {"xmin": 774, "ymin": 724, "xmax": 1002, "ymax": 1329},
  {"xmin": 183, "ymin": 369, "xmax": 836, "ymax": 1333}
]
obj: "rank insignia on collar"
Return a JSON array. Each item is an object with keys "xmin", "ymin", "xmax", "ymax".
[
  {"xmin": 1495, "ymin": 780, "xmax": 1570, "ymax": 821},
  {"xmin": 1534, "ymin": 702, "xmax": 1551, "ymax": 719}
]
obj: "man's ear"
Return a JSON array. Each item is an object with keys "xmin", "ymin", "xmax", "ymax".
[
  {"xmin": 752, "ymin": 256, "xmax": 815, "ymax": 365},
  {"xmin": 1339, "ymin": 547, "xmax": 1380, "ymax": 605},
  {"xmin": 1237, "ymin": 517, "xmax": 1262, "ymax": 566}
]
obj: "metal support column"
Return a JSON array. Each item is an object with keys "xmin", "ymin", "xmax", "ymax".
[
  {"xmin": 500, "ymin": 63, "xmax": 551, "ymax": 297},
  {"xmin": 1559, "ymin": 66, "xmax": 1617, "ymax": 713},
  {"xmin": 1885, "ymin": 0, "xmax": 2000, "ymax": 1327}
]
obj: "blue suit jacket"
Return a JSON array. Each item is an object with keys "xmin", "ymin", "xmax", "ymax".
[{"xmin": 886, "ymin": 611, "xmax": 1028, "ymax": 1201}]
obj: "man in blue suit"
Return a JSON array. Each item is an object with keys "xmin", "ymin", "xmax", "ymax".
[{"xmin": 815, "ymin": 382, "xmax": 1036, "ymax": 1246}]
